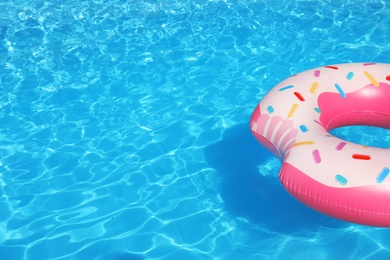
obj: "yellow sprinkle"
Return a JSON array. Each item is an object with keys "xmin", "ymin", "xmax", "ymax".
[
  {"xmin": 363, "ymin": 71, "xmax": 379, "ymax": 87},
  {"xmin": 310, "ymin": 82, "xmax": 318, "ymax": 94},
  {"xmin": 287, "ymin": 103, "xmax": 298, "ymax": 118},
  {"xmin": 293, "ymin": 141, "xmax": 315, "ymax": 147}
]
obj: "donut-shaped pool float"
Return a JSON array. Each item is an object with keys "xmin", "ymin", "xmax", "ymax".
[{"xmin": 250, "ymin": 62, "xmax": 390, "ymax": 227}]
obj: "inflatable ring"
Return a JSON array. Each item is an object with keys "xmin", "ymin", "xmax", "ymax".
[{"xmin": 250, "ymin": 63, "xmax": 390, "ymax": 226}]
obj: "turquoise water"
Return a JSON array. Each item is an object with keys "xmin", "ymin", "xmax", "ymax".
[{"xmin": 1, "ymin": 0, "xmax": 390, "ymax": 259}]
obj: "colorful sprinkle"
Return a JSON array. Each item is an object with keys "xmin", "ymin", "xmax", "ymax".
[
  {"xmin": 376, "ymin": 167, "xmax": 390, "ymax": 184},
  {"xmin": 364, "ymin": 70, "xmax": 379, "ymax": 87},
  {"xmin": 314, "ymin": 107, "xmax": 321, "ymax": 113},
  {"xmin": 346, "ymin": 72, "xmax": 354, "ymax": 80},
  {"xmin": 312, "ymin": 149, "xmax": 321, "ymax": 164},
  {"xmin": 293, "ymin": 141, "xmax": 314, "ymax": 146},
  {"xmin": 334, "ymin": 83, "xmax": 346, "ymax": 98},
  {"xmin": 313, "ymin": 70, "xmax": 321, "ymax": 77},
  {"xmin": 386, "ymin": 75, "xmax": 390, "ymax": 81},
  {"xmin": 363, "ymin": 62, "xmax": 376, "ymax": 66},
  {"xmin": 335, "ymin": 142, "xmax": 347, "ymax": 151},
  {"xmin": 335, "ymin": 174, "xmax": 348, "ymax": 185},
  {"xmin": 299, "ymin": 125, "xmax": 308, "ymax": 132},
  {"xmin": 287, "ymin": 103, "xmax": 298, "ymax": 118},
  {"xmin": 279, "ymin": 85, "xmax": 294, "ymax": 91},
  {"xmin": 352, "ymin": 154, "xmax": 371, "ymax": 160},
  {"xmin": 309, "ymin": 82, "xmax": 318, "ymax": 94},
  {"xmin": 324, "ymin": 65, "xmax": 339, "ymax": 70},
  {"xmin": 294, "ymin": 92, "xmax": 305, "ymax": 101},
  {"xmin": 266, "ymin": 105, "xmax": 274, "ymax": 114}
]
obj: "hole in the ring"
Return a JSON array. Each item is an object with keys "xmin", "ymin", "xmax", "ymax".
[{"xmin": 329, "ymin": 125, "xmax": 390, "ymax": 149}]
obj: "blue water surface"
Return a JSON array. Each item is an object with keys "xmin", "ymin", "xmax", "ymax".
[{"xmin": 1, "ymin": 0, "xmax": 390, "ymax": 259}]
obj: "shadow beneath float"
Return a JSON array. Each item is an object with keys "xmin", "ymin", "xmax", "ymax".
[{"xmin": 204, "ymin": 123, "xmax": 347, "ymax": 233}]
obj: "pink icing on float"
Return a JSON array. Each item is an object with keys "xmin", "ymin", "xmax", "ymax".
[{"xmin": 250, "ymin": 63, "xmax": 390, "ymax": 227}]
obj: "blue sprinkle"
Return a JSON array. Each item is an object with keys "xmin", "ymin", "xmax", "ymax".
[
  {"xmin": 279, "ymin": 85, "xmax": 294, "ymax": 91},
  {"xmin": 376, "ymin": 167, "xmax": 390, "ymax": 184},
  {"xmin": 314, "ymin": 107, "xmax": 321, "ymax": 113},
  {"xmin": 346, "ymin": 72, "xmax": 354, "ymax": 80},
  {"xmin": 266, "ymin": 105, "xmax": 274, "ymax": 114},
  {"xmin": 335, "ymin": 174, "xmax": 348, "ymax": 185},
  {"xmin": 335, "ymin": 83, "xmax": 346, "ymax": 98},
  {"xmin": 299, "ymin": 125, "xmax": 308, "ymax": 132}
]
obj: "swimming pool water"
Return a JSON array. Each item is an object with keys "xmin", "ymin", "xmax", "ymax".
[{"xmin": 1, "ymin": 0, "xmax": 390, "ymax": 259}]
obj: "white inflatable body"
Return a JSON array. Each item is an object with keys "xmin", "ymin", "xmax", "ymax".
[{"xmin": 250, "ymin": 63, "xmax": 390, "ymax": 226}]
